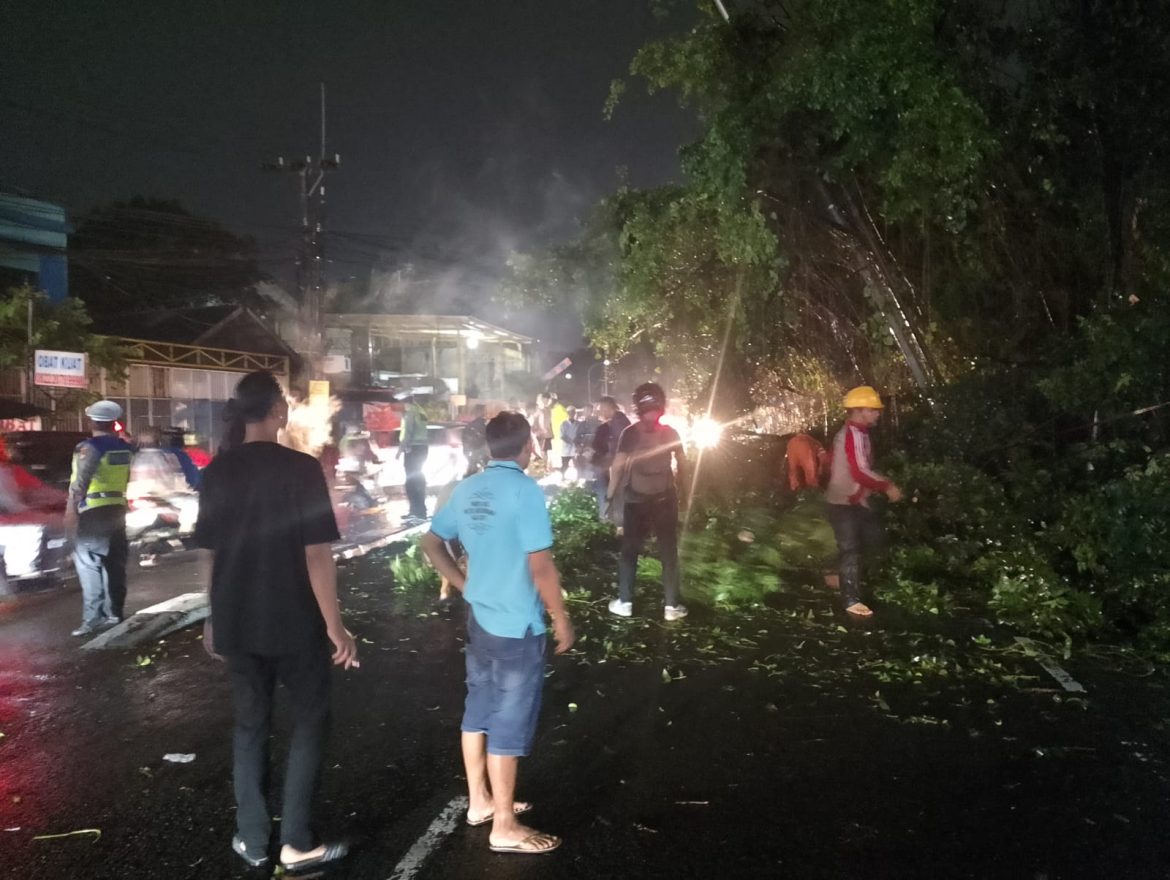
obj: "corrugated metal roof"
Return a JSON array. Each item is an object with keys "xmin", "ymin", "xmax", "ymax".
[{"xmin": 326, "ymin": 313, "xmax": 532, "ymax": 344}]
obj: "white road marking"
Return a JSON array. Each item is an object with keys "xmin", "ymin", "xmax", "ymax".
[
  {"xmin": 386, "ymin": 795, "xmax": 468, "ymax": 880},
  {"xmin": 1015, "ymin": 637, "xmax": 1087, "ymax": 693}
]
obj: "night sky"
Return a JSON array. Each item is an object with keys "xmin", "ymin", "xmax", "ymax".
[{"xmin": 2, "ymin": 0, "xmax": 696, "ymax": 336}]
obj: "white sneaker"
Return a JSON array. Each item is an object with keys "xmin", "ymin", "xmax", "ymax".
[
  {"xmin": 608, "ymin": 598, "xmax": 633, "ymax": 618},
  {"xmin": 664, "ymin": 605, "xmax": 689, "ymax": 622}
]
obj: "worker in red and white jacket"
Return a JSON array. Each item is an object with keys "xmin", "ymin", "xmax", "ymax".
[{"xmin": 825, "ymin": 386, "xmax": 903, "ymax": 617}]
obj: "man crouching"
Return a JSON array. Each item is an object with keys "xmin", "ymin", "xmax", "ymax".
[{"xmin": 422, "ymin": 411, "xmax": 575, "ymax": 855}]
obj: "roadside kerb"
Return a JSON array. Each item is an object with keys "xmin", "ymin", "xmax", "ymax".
[{"xmin": 81, "ymin": 521, "xmax": 429, "ymax": 650}]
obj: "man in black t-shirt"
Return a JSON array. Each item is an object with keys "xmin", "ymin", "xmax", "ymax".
[
  {"xmin": 591, "ymin": 396, "xmax": 630, "ymax": 516},
  {"xmin": 606, "ymin": 383, "xmax": 688, "ymax": 622},
  {"xmin": 196, "ymin": 371, "xmax": 358, "ymax": 873},
  {"xmin": 462, "ymin": 404, "xmax": 489, "ymax": 476}
]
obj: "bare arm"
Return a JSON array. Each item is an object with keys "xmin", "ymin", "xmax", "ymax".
[
  {"xmin": 421, "ymin": 532, "xmax": 466, "ymax": 591},
  {"xmin": 529, "ymin": 549, "xmax": 574, "ymax": 654},
  {"xmin": 305, "ymin": 542, "xmax": 359, "ymax": 669},
  {"xmin": 607, "ymin": 452, "xmax": 630, "ymax": 501}
]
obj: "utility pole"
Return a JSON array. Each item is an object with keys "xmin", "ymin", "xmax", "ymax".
[{"xmin": 263, "ymin": 83, "xmax": 339, "ymax": 379}]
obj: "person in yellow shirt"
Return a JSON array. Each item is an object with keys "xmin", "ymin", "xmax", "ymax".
[
  {"xmin": 548, "ymin": 395, "xmax": 569, "ymax": 475},
  {"xmin": 397, "ymin": 393, "xmax": 431, "ymax": 523}
]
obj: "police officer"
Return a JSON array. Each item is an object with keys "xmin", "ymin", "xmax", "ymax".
[{"xmin": 66, "ymin": 400, "xmax": 134, "ymax": 636}]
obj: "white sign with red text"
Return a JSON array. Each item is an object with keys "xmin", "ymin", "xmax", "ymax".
[{"xmin": 34, "ymin": 350, "xmax": 87, "ymax": 388}]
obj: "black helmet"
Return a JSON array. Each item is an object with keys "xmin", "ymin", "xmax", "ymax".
[{"xmin": 632, "ymin": 382, "xmax": 666, "ymax": 415}]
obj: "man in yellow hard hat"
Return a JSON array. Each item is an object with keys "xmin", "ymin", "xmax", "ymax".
[{"xmin": 824, "ymin": 386, "xmax": 903, "ymax": 617}]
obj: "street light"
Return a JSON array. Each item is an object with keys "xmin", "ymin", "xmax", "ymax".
[{"xmin": 587, "ymin": 359, "xmax": 611, "ymax": 405}]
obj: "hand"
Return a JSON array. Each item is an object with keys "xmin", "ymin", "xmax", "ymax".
[
  {"xmin": 63, "ymin": 508, "xmax": 78, "ymax": 538},
  {"xmin": 395, "ymin": 447, "xmax": 404, "ymax": 460},
  {"xmin": 328, "ymin": 626, "xmax": 360, "ymax": 669},
  {"xmin": 886, "ymin": 484, "xmax": 904, "ymax": 503},
  {"xmin": 552, "ymin": 615, "xmax": 575, "ymax": 655}
]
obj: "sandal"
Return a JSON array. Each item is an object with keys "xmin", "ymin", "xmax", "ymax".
[
  {"xmin": 231, "ymin": 835, "xmax": 269, "ymax": 868},
  {"xmin": 845, "ymin": 602, "xmax": 874, "ymax": 618},
  {"xmin": 281, "ymin": 841, "xmax": 350, "ymax": 873},
  {"xmin": 466, "ymin": 801, "xmax": 533, "ymax": 827},
  {"xmin": 489, "ymin": 831, "xmax": 561, "ymax": 855}
]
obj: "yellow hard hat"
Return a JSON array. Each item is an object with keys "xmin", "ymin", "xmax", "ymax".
[{"xmin": 843, "ymin": 386, "xmax": 884, "ymax": 409}]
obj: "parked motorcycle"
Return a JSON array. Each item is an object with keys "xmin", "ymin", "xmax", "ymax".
[{"xmin": 126, "ymin": 493, "xmax": 198, "ymax": 567}]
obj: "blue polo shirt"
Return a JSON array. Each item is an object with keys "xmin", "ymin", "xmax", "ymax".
[{"xmin": 429, "ymin": 460, "xmax": 553, "ymax": 638}]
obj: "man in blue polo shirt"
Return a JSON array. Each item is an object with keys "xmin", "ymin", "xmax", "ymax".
[{"xmin": 422, "ymin": 411, "xmax": 574, "ymax": 856}]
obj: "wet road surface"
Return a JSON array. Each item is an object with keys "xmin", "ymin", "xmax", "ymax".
[{"xmin": 2, "ymin": 549, "xmax": 1170, "ymax": 879}]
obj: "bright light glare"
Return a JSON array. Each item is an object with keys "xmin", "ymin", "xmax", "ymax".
[
  {"xmin": 692, "ymin": 416, "xmax": 723, "ymax": 449},
  {"xmin": 465, "ymin": 331, "xmax": 480, "ymax": 350}
]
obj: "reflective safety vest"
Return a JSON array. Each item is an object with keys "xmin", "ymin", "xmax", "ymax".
[
  {"xmin": 399, "ymin": 403, "xmax": 429, "ymax": 447},
  {"xmin": 71, "ymin": 435, "xmax": 133, "ymax": 512}
]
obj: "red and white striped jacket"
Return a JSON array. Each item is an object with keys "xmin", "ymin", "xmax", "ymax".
[{"xmin": 825, "ymin": 421, "xmax": 890, "ymax": 507}]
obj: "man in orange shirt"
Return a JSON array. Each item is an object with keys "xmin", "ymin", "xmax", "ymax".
[{"xmin": 786, "ymin": 433, "xmax": 829, "ymax": 492}]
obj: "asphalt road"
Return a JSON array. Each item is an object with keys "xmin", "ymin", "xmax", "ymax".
[{"xmin": 2, "ymin": 550, "xmax": 1170, "ymax": 879}]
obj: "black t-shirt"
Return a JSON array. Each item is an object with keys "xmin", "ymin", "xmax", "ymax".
[
  {"xmin": 195, "ymin": 442, "xmax": 340, "ymax": 656},
  {"xmin": 462, "ymin": 417, "xmax": 488, "ymax": 457},
  {"xmin": 593, "ymin": 412, "xmax": 631, "ymax": 468}
]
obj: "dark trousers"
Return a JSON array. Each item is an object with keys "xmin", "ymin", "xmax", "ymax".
[
  {"xmin": 73, "ymin": 513, "xmax": 128, "ymax": 627},
  {"xmin": 403, "ymin": 445, "xmax": 429, "ymax": 518},
  {"xmin": 826, "ymin": 503, "xmax": 884, "ymax": 607},
  {"xmin": 618, "ymin": 492, "xmax": 681, "ymax": 607},
  {"xmin": 227, "ymin": 649, "xmax": 332, "ymax": 853},
  {"xmin": 593, "ymin": 473, "xmax": 610, "ymax": 518}
]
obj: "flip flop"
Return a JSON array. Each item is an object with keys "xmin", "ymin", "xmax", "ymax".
[
  {"xmin": 231, "ymin": 835, "xmax": 269, "ymax": 868},
  {"xmin": 489, "ymin": 831, "xmax": 562, "ymax": 855},
  {"xmin": 281, "ymin": 841, "xmax": 350, "ymax": 873},
  {"xmin": 466, "ymin": 801, "xmax": 534, "ymax": 827}
]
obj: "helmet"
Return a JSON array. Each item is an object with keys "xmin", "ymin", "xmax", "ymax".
[
  {"xmin": 632, "ymin": 382, "xmax": 667, "ymax": 415},
  {"xmin": 84, "ymin": 400, "xmax": 124, "ymax": 422},
  {"xmin": 843, "ymin": 386, "xmax": 884, "ymax": 410}
]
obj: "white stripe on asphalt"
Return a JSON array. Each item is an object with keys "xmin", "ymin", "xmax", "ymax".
[
  {"xmin": 1014, "ymin": 637, "xmax": 1087, "ymax": 693},
  {"xmin": 386, "ymin": 795, "xmax": 468, "ymax": 880}
]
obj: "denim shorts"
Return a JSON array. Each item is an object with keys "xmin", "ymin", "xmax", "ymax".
[{"xmin": 462, "ymin": 611, "xmax": 547, "ymax": 757}]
